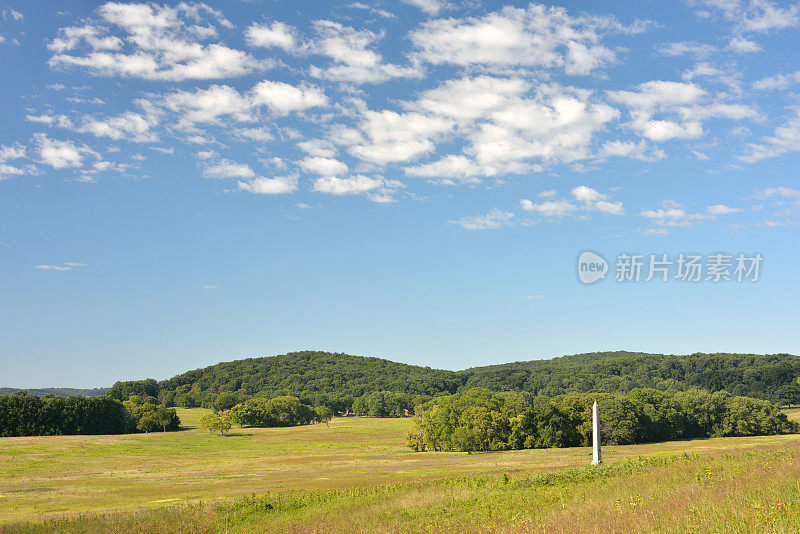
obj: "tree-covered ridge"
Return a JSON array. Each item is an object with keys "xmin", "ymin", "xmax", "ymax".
[
  {"xmin": 0, "ymin": 387, "xmax": 109, "ymax": 397},
  {"xmin": 459, "ymin": 351, "xmax": 800, "ymax": 403},
  {"xmin": 152, "ymin": 350, "xmax": 800, "ymax": 412},
  {"xmin": 158, "ymin": 351, "xmax": 463, "ymax": 410}
]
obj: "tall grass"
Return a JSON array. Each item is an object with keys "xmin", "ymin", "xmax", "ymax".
[{"xmin": 6, "ymin": 443, "xmax": 799, "ymax": 533}]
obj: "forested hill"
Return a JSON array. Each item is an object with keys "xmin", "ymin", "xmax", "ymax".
[
  {"xmin": 0, "ymin": 387, "xmax": 109, "ymax": 397},
  {"xmin": 153, "ymin": 350, "xmax": 800, "ymax": 409},
  {"xmin": 159, "ymin": 351, "xmax": 462, "ymax": 409},
  {"xmin": 459, "ymin": 351, "xmax": 800, "ymax": 402}
]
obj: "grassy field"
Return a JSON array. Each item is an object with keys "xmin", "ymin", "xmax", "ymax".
[{"xmin": 1, "ymin": 408, "xmax": 800, "ymax": 532}]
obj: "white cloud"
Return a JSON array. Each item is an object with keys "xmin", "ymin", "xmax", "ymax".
[
  {"xmin": 238, "ymin": 175, "xmax": 297, "ymax": 194},
  {"xmin": 520, "ymin": 198, "xmax": 576, "ymax": 217},
  {"xmin": 34, "ymin": 134, "xmax": 86, "ymax": 169},
  {"xmin": 739, "ymin": 108, "xmax": 800, "ymax": 162},
  {"xmin": 161, "ymin": 80, "xmax": 327, "ymax": 130},
  {"xmin": 601, "ymin": 140, "xmax": 666, "ymax": 161},
  {"xmin": 608, "ymin": 80, "xmax": 756, "ymax": 142},
  {"xmin": 404, "ymin": 155, "xmax": 482, "ymax": 185},
  {"xmin": 49, "ymin": 3, "xmax": 262, "ymax": 81},
  {"xmin": 520, "ymin": 186, "xmax": 623, "ymax": 217},
  {"xmin": 410, "ymin": 4, "xmax": 639, "ymax": 75},
  {"xmin": 309, "ymin": 20, "xmax": 421, "ymax": 83},
  {"xmin": 312, "ymin": 175, "xmax": 404, "ymax": 202},
  {"xmin": 690, "ymin": 0, "xmax": 800, "ymax": 32},
  {"xmin": 450, "ymin": 208, "xmax": 514, "ymax": 230},
  {"xmin": 3, "ymin": 9, "xmax": 24, "ymax": 22},
  {"xmin": 639, "ymin": 200, "xmax": 710, "ymax": 227},
  {"xmin": 753, "ymin": 71, "xmax": 800, "ymax": 91},
  {"xmin": 245, "ymin": 21, "xmax": 299, "ymax": 51},
  {"xmin": 298, "ymin": 139, "xmax": 337, "ymax": 158},
  {"xmin": 523, "ymin": 294, "xmax": 544, "ymax": 300},
  {"xmin": 202, "ymin": 159, "xmax": 255, "ymax": 179},
  {"xmin": 77, "ymin": 109, "xmax": 160, "ymax": 142},
  {"xmin": 728, "ymin": 36, "xmax": 761, "ymax": 53},
  {"xmin": 756, "ymin": 186, "xmax": 800, "ymax": 199},
  {"xmin": 299, "ymin": 156, "xmax": 348, "ymax": 175},
  {"xmin": 656, "ymin": 41, "xmax": 717, "ymax": 57},
  {"xmin": 35, "ymin": 265, "xmax": 71, "ymax": 271},
  {"xmin": 203, "ymin": 284, "xmax": 218, "ymax": 290},
  {"xmin": 410, "ymin": 76, "xmax": 529, "ymax": 125},
  {"xmin": 402, "ymin": 0, "xmax": 448, "ymax": 15},
  {"xmin": 344, "ymin": 110, "xmax": 453, "ymax": 164},
  {"xmin": 234, "ymin": 127, "xmax": 273, "ymax": 142},
  {"xmin": 0, "ymin": 143, "xmax": 29, "ymax": 180},
  {"xmin": 34, "ymin": 262, "xmax": 85, "ymax": 271},
  {"xmin": 707, "ymin": 204, "xmax": 741, "ymax": 214}
]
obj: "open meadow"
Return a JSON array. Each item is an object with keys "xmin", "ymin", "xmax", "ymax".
[{"xmin": 1, "ymin": 408, "xmax": 800, "ymax": 532}]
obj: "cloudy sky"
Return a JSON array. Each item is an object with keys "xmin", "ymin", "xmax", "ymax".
[{"xmin": 1, "ymin": 0, "xmax": 799, "ymax": 387}]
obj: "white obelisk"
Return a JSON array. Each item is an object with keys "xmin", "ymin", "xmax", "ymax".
[{"xmin": 591, "ymin": 400, "xmax": 602, "ymax": 465}]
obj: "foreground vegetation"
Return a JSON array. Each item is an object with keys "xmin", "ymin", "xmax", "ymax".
[
  {"xmin": 136, "ymin": 350, "xmax": 800, "ymax": 413},
  {"xmin": 9, "ymin": 446, "xmax": 800, "ymax": 533},
  {"xmin": 408, "ymin": 387, "xmax": 798, "ymax": 452},
  {"xmin": 1, "ymin": 410, "xmax": 800, "ymax": 532}
]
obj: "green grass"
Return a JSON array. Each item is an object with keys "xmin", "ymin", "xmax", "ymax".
[{"xmin": 1, "ymin": 409, "xmax": 800, "ymax": 533}]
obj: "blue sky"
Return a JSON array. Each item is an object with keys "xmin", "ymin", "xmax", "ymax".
[{"xmin": 1, "ymin": 0, "xmax": 800, "ymax": 387}]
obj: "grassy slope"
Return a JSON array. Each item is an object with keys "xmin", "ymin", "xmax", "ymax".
[{"xmin": 1, "ymin": 409, "xmax": 800, "ymax": 532}]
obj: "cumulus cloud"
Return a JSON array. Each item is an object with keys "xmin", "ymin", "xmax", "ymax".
[
  {"xmin": 0, "ymin": 143, "xmax": 29, "ymax": 180},
  {"xmin": 404, "ymin": 155, "xmax": 483, "ymax": 185},
  {"xmin": 410, "ymin": 4, "xmax": 643, "ymax": 75},
  {"xmin": 608, "ymin": 80, "xmax": 757, "ymax": 142},
  {"xmin": 309, "ymin": 20, "xmax": 421, "ymax": 83},
  {"xmin": 656, "ymin": 41, "xmax": 717, "ymax": 58},
  {"xmin": 160, "ymin": 80, "xmax": 327, "ymax": 131},
  {"xmin": 298, "ymin": 156, "xmax": 348, "ymax": 175},
  {"xmin": 34, "ymin": 133, "xmax": 87, "ymax": 168},
  {"xmin": 739, "ymin": 108, "xmax": 800, "ymax": 162},
  {"xmin": 402, "ymin": 0, "xmax": 449, "ymax": 16},
  {"xmin": 639, "ymin": 200, "xmax": 711, "ymax": 227},
  {"xmin": 707, "ymin": 204, "xmax": 741, "ymax": 214},
  {"xmin": 342, "ymin": 110, "xmax": 454, "ymax": 164},
  {"xmin": 689, "ymin": 0, "xmax": 800, "ymax": 32},
  {"xmin": 450, "ymin": 208, "xmax": 514, "ymax": 230},
  {"xmin": 312, "ymin": 175, "xmax": 404, "ymax": 202},
  {"xmin": 753, "ymin": 71, "xmax": 800, "ymax": 91},
  {"xmin": 601, "ymin": 140, "xmax": 666, "ymax": 161},
  {"xmin": 521, "ymin": 186, "xmax": 623, "ymax": 217},
  {"xmin": 245, "ymin": 21, "xmax": 299, "ymax": 51},
  {"xmin": 49, "ymin": 2, "xmax": 263, "ymax": 81},
  {"xmin": 202, "ymin": 158, "xmax": 255, "ymax": 179},
  {"xmin": 520, "ymin": 198, "xmax": 576, "ymax": 217},
  {"xmin": 729, "ymin": 36, "xmax": 761, "ymax": 53},
  {"xmin": 238, "ymin": 175, "xmax": 297, "ymax": 194}
]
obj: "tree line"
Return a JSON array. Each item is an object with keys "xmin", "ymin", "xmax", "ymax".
[
  {"xmin": 0, "ymin": 392, "xmax": 180, "ymax": 437},
  {"xmin": 199, "ymin": 395, "xmax": 332, "ymax": 435},
  {"xmin": 138, "ymin": 351, "xmax": 800, "ymax": 414},
  {"xmin": 406, "ymin": 388, "xmax": 798, "ymax": 452}
]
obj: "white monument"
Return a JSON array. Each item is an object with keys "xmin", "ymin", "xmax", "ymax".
[{"xmin": 591, "ymin": 400, "xmax": 602, "ymax": 465}]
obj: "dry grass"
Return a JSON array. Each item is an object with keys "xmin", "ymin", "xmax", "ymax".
[{"xmin": 2, "ymin": 409, "xmax": 800, "ymax": 533}]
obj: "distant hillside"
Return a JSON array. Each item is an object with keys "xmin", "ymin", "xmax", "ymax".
[
  {"xmin": 0, "ymin": 387, "xmax": 109, "ymax": 397},
  {"xmin": 152, "ymin": 350, "xmax": 800, "ymax": 410},
  {"xmin": 459, "ymin": 351, "xmax": 800, "ymax": 402}
]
